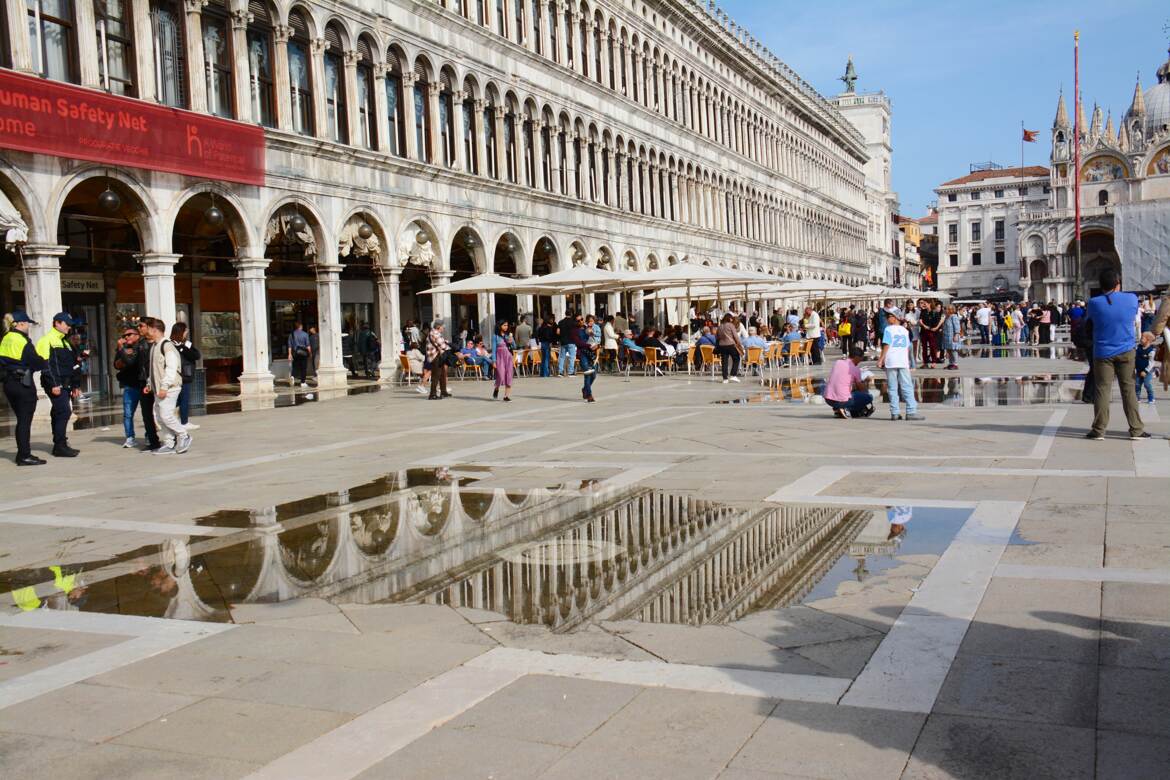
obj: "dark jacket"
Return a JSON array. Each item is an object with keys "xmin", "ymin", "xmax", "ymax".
[
  {"xmin": 114, "ymin": 342, "xmax": 148, "ymax": 389},
  {"xmin": 567, "ymin": 326, "xmax": 592, "ymax": 353},
  {"xmin": 536, "ymin": 322, "xmax": 557, "ymax": 343},
  {"xmin": 558, "ymin": 317, "xmax": 576, "ymax": 345}
]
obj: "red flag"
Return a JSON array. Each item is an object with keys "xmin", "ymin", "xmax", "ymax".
[{"xmin": 1022, "ymin": 128, "xmax": 1039, "ymax": 142}]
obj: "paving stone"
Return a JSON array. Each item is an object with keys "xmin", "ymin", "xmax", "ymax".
[
  {"xmin": 1101, "ymin": 582, "xmax": 1170, "ymax": 622},
  {"xmin": 543, "ymin": 744, "xmax": 725, "ymax": 779},
  {"xmin": 217, "ymin": 662, "xmax": 425, "ymax": 714},
  {"xmin": 1029, "ymin": 476, "xmax": 1107, "ymax": 505},
  {"xmin": 0, "ymin": 732, "xmax": 94, "ymax": 777},
  {"xmin": 959, "ymin": 614, "xmax": 1098, "ymax": 664},
  {"xmin": 731, "ymin": 606, "xmax": 880, "ymax": 649},
  {"xmin": 355, "ymin": 726, "xmax": 567, "ymax": 779},
  {"xmin": 1098, "ymin": 666, "xmax": 1170, "ymax": 737},
  {"xmin": 228, "ymin": 597, "xmax": 340, "ymax": 624},
  {"xmin": 600, "ymin": 621, "xmax": 834, "ymax": 675},
  {"xmin": 998, "ymin": 542, "xmax": 1103, "ymax": 568},
  {"xmin": 446, "ymin": 674, "xmax": 640, "ymax": 747},
  {"xmin": 0, "ymin": 682, "xmax": 197, "ymax": 742},
  {"xmin": 27, "ymin": 743, "xmax": 258, "ymax": 780},
  {"xmin": 903, "ymin": 714, "xmax": 1094, "ymax": 780},
  {"xmin": 729, "ymin": 700, "xmax": 923, "ymax": 780},
  {"xmin": 1096, "ymin": 730, "xmax": 1170, "ymax": 780},
  {"xmin": 0, "ymin": 627, "xmax": 127, "ymax": 682},
  {"xmin": 456, "ymin": 606, "xmax": 510, "ymax": 623},
  {"xmin": 1105, "ymin": 477, "xmax": 1166, "ymax": 506},
  {"xmin": 481, "ymin": 622, "xmax": 658, "ymax": 661},
  {"xmin": 791, "ymin": 635, "xmax": 883, "ymax": 678},
  {"xmin": 86, "ymin": 647, "xmax": 288, "ymax": 697},
  {"xmin": 575, "ymin": 687, "xmax": 772, "ymax": 767},
  {"xmin": 935, "ymin": 655, "xmax": 1097, "ymax": 728},
  {"xmin": 112, "ymin": 697, "xmax": 350, "ymax": 763},
  {"xmin": 717, "ymin": 769, "xmax": 825, "ymax": 780},
  {"xmin": 1104, "ymin": 543, "xmax": 1170, "ymax": 570},
  {"xmin": 1100, "ymin": 620, "xmax": 1170, "ymax": 671},
  {"xmin": 977, "ymin": 577, "xmax": 1100, "ymax": 617}
]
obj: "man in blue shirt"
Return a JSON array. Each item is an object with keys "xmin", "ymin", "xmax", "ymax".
[{"xmin": 1084, "ymin": 269, "xmax": 1147, "ymax": 440}]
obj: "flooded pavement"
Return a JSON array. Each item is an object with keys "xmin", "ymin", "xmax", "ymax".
[
  {"xmin": 712, "ymin": 373, "xmax": 1087, "ymax": 406},
  {"xmin": 2, "ymin": 467, "xmax": 968, "ymax": 638}
]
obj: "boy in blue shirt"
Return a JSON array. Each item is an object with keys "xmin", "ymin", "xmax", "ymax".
[
  {"xmin": 1135, "ymin": 341, "xmax": 1156, "ymax": 405},
  {"xmin": 1084, "ymin": 268, "xmax": 1147, "ymax": 440}
]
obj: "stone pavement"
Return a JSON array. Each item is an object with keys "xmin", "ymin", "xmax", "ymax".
[{"xmin": 0, "ymin": 351, "xmax": 1167, "ymax": 779}]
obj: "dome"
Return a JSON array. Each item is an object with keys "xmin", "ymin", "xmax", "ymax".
[{"xmin": 1147, "ymin": 49, "xmax": 1170, "ymax": 135}]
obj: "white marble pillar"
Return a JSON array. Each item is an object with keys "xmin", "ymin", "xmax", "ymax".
[
  {"xmin": 136, "ymin": 252, "xmax": 180, "ymax": 328},
  {"xmin": 230, "ymin": 10, "xmax": 253, "ymax": 123},
  {"xmin": 403, "ymin": 75, "xmax": 420, "ymax": 160},
  {"xmin": 427, "ymin": 82, "xmax": 443, "ymax": 165},
  {"xmin": 184, "ymin": 0, "xmax": 209, "ymax": 112},
  {"xmin": 566, "ymin": 11, "xmax": 579, "ymax": 73},
  {"xmin": 372, "ymin": 63, "xmax": 391, "ymax": 153},
  {"xmin": 630, "ymin": 290, "xmax": 644, "ymax": 330},
  {"xmin": 551, "ymin": 131, "xmax": 565, "ymax": 195},
  {"xmin": 5, "ymin": 0, "xmax": 34, "ymax": 72},
  {"xmin": 532, "ymin": 119, "xmax": 546, "ymax": 189},
  {"xmin": 474, "ymin": 100, "xmax": 489, "ymax": 178},
  {"xmin": 314, "ymin": 262, "xmax": 347, "ymax": 389},
  {"xmin": 613, "ymin": 151, "xmax": 624, "ymax": 210},
  {"xmin": 377, "ymin": 269, "xmax": 401, "ymax": 378},
  {"xmin": 555, "ymin": 2, "xmax": 568, "ymax": 65},
  {"xmin": 545, "ymin": 0, "xmax": 558, "ymax": 64},
  {"xmin": 452, "ymin": 90, "xmax": 468, "ymax": 171},
  {"xmin": 601, "ymin": 31, "xmax": 612, "ymax": 88},
  {"xmin": 580, "ymin": 18, "xmax": 593, "ymax": 79},
  {"xmin": 233, "ymin": 256, "xmax": 275, "ymax": 395},
  {"xmin": 669, "ymin": 172, "xmax": 680, "ymax": 222},
  {"xmin": 604, "ymin": 146, "xmax": 616, "ymax": 206},
  {"xmin": 19, "ymin": 245, "xmax": 66, "ymax": 343},
  {"xmin": 344, "ymin": 50, "xmax": 362, "ymax": 146},
  {"xmin": 492, "ymin": 106, "xmax": 507, "ymax": 182},
  {"xmin": 272, "ymin": 25, "xmax": 293, "ymax": 131},
  {"xmin": 430, "ymin": 270, "xmax": 455, "ymax": 335},
  {"xmin": 310, "ymin": 37, "xmax": 330, "ymax": 139}
]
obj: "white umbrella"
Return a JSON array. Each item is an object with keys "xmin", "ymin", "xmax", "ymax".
[
  {"xmin": 509, "ymin": 264, "xmax": 637, "ymax": 293},
  {"xmin": 419, "ymin": 273, "xmax": 525, "ymax": 296}
]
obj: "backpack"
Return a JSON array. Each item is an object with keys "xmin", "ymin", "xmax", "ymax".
[{"xmin": 178, "ymin": 344, "xmax": 196, "ymax": 382}]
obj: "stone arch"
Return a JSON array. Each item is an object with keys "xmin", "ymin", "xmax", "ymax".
[
  {"xmin": 336, "ymin": 206, "xmax": 389, "ymax": 267},
  {"xmin": 165, "ymin": 183, "xmax": 257, "ymax": 256},
  {"xmin": 0, "ymin": 163, "xmax": 44, "ymax": 243},
  {"xmin": 393, "ymin": 215, "xmax": 442, "ymax": 271},
  {"xmin": 448, "ymin": 223, "xmax": 488, "ymax": 276},
  {"xmin": 50, "ymin": 167, "xmax": 162, "ymax": 252}
]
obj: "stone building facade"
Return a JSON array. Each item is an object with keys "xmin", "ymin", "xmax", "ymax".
[{"xmin": 1, "ymin": 0, "xmax": 870, "ymax": 396}]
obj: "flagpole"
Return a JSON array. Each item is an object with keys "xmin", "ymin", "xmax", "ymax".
[{"xmin": 1073, "ymin": 30, "xmax": 1083, "ymax": 300}]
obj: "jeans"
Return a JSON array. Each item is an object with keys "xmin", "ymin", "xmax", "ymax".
[
  {"xmin": 810, "ymin": 337, "xmax": 823, "ymax": 365},
  {"xmin": 1090, "ymin": 350, "xmax": 1143, "ymax": 437},
  {"xmin": 580, "ymin": 350, "xmax": 596, "ymax": 397},
  {"xmin": 979, "ymin": 324, "xmax": 990, "ymax": 344},
  {"xmin": 885, "ymin": 367, "xmax": 916, "ymax": 417},
  {"xmin": 177, "ymin": 384, "xmax": 190, "ymax": 425},
  {"xmin": 559, "ymin": 343, "xmax": 577, "ymax": 375},
  {"xmin": 122, "ymin": 386, "xmax": 141, "ymax": 438},
  {"xmin": 540, "ymin": 342, "xmax": 552, "ymax": 377},
  {"xmin": 1138, "ymin": 371, "xmax": 1155, "ymax": 402},
  {"xmin": 828, "ymin": 390, "xmax": 874, "ymax": 416}
]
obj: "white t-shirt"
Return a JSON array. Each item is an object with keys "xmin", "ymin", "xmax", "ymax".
[
  {"xmin": 804, "ymin": 311, "xmax": 822, "ymax": 338},
  {"xmin": 881, "ymin": 324, "xmax": 912, "ymax": 369},
  {"xmin": 975, "ymin": 306, "xmax": 991, "ymax": 326}
]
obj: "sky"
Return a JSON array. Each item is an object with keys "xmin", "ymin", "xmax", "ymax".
[{"xmin": 719, "ymin": 0, "xmax": 1170, "ymax": 217}]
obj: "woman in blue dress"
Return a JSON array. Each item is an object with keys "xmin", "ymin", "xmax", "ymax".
[{"xmin": 941, "ymin": 304, "xmax": 962, "ymax": 370}]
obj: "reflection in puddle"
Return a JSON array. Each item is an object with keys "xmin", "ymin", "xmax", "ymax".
[
  {"xmin": 712, "ymin": 374, "xmax": 1086, "ymax": 407},
  {"xmin": 3, "ymin": 472, "xmax": 969, "ymax": 636}
]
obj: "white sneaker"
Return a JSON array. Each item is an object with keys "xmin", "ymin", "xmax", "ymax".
[
  {"xmin": 300, "ymin": 382, "xmax": 308, "ymax": 388},
  {"xmin": 175, "ymin": 434, "xmax": 192, "ymax": 454},
  {"xmin": 415, "ymin": 385, "xmax": 427, "ymax": 394},
  {"xmin": 153, "ymin": 443, "xmax": 176, "ymax": 455},
  {"xmin": 122, "ymin": 437, "xmax": 136, "ymax": 448},
  {"xmin": 730, "ymin": 376, "xmax": 741, "ymax": 383},
  {"xmin": 184, "ymin": 423, "xmax": 200, "ymax": 430},
  {"xmin": 722, "ymin": 379, "xmax": 729, "ymax": 384}
]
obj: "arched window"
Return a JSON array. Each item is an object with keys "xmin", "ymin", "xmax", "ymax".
[
  {"xmin": 483, "ymin": 97, "xmax": 497, "ymax": 178},
  {"xmin": 323, "ymin": 25, "xmax": 347, "ymax": 143},
  {"xmin": 1097, "ymin": 190, "xmax": 1108, "ymax": 206},
  {"xmin": 592, "ymin": 21, "xmax": 601, "ymax": 82},
  {"xmin": 587, "ymin": 140, "xmax": 597, "ymax": 201},
  {"xmin": 413, "ymin": 64, "xmax": 430, "ymax": 162},
  {"xmin": 28, "ymin": 0, "xmax": 77, "ymax": 83},
  {"xmin": 95, "ymin": 0, "xmax": 134, "ymax": 95},
  {"xmin": 384, "ymin": 57, "xmax": 404, "ymax": 156},
  {"xmin": 548, "ymin": 5, "xmax": 557, "ymax": 63},
  {"xmin": 246, "ymin": 0, "xmax": 275, "ymax": 127},
  {"xmin": 354, "ymin": 39, "xmax": 375, "ymax": 149},
  {"xmin": 504, "ymin": 106, "xmax": 517, "ymax": 183},
  {"xmin": 602, "ymin": 145, "xmax": 610, "ymax": 204},
  {"xmin": 530, "ymin": 0, "xmax": 541, "ymax": 55},
  {"xmin": 286, "ymin": 11, "xmax": 313, "ymax": 134},
  {"xmin": 202, "ymin": 0, "xmax": 233, "ymax": 118},
  {"xmin": 523, "ymin": 116, "xmax": 535, "ymax": 187},
  {"xmin": 578, "ymin": 17, "xmax": 587, "ymax": 76},
  {"xmin": 607, "ymin": 32, "xmax": 615, "ymax": 89},
  {"xmin": 495, "ymin": 0, "xmax": 505, "ymax": 38},
  {"xmin": 563, "ymin": 7, "xmax": 572, "ymax": 68},
  {"xmin": 438, "ymin": 73, "xmax": 455, "ymax": 166},
  {"xmin": 572, "ymin": 134, "xmax": 582, "ymax": 198},
  {"xmin": 152, "ymin": 0, "xmax": 185, "ymax": 106}
]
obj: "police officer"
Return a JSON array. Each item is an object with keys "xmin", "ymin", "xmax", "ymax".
[
  {"xmin": 1, "ymin": 311, "xmax": 48, "ymax": 465},
  {"xmin": 35, "ymin": 312, "xmax": 81, "ymax": 458}
]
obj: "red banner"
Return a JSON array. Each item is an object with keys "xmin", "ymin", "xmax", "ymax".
[{"xmin": 0, "ymin": 70, "xmax": 264, "ymax": 185}]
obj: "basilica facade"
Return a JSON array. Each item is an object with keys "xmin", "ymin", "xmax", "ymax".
[
  {"xmin": 0, "ymin": 0, "xmax": 870, "ymax": 396},
  {"xmin": 1017, "ymin": 45, "xmax": 1170, "ymax": 302}
]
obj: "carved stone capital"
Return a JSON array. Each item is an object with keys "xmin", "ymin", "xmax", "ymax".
[
  {"xmin": 343, "ymin": 50, "xmax": 362, "ymax": 66},
  {"xmin": 272, "ymin": 24, "xmax": 292, "ymax": 43},
  {"xmin": 310, "ymin": 37, "xmax": 330, "ymax": 55},
  {"xmin": 183, "ymin": 0, "xmax": 208, "ymax": 14},
  {"xmin": 230, "ymin": 9, "xmax": 253, "ymax": 30}
]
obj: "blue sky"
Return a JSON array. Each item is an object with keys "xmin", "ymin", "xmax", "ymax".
[{"xmin": 720, "ymin": 0, "xmax": 1169, "ymax": 217}]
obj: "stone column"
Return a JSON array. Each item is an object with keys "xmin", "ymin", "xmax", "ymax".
[
  {"xmin": 314, "ymin": 262, "xmax": 347, "ymax": 389},
  {"xmin": 532, "ymin": 119, "xmax": 546, "ymax": 189},
  {"xmin": 19, "ymin": 245, "xmax": 66, "ymax": 342},
  {"xmin": 631, "ymin": 290, "xmax": 644, "ymax": 330},
  {"xmin": 272, "ymin": 25, "xmax": 293, "ymax": 131},
  {"xmin": 669, "ymin": 171, "xmax": 680, "ymax": 221},
  {"xmin": 555, "ymin": 2, "xmax": 568, "ymax": 65},
  {"xmin": 493, "ymin": 106, "xmax": 507, "ymax": 182},
  {"xmin": 614, "ymin": 151, "xmax": 624, "ymax": 209},
  {"xmin": 233, "ymin": 256, "xmax": 275, "ymax": 395},
  {"xmin": 184, "ymin": 0, "xmax": 209, "ymax": 113},
  {"xmin": 473, "ymin": 100, "xmax": 489, "ymax": 177},
  {"xmin": 545, "ymin": 0, "xmax": 558, "ymax": 63},
  {"xmin": 136, "ymin": 252, "xmax": 180, "ymax": 328},
  {"xmin": 601, "ymin": 31, "xmax": 612, "ymax": 88},
  {"xmin": 76, "ymin": 0, "xmax": 100, "ymax": 87},
  {"xmin": 377, "ymin": 269, "xmax": 402, "ymax": 378},
  {"xmin": 309, "ymin": 37, "xmax": 329, "ymax": 140},
  {"xmin": 372, "ymin": 62, "xmax": 391, "ymax": 153},
  {"xmin": 551, "ymin": 130, "xmax": 564, "ymax": 195},
  {"xmin": 575, "ymin": 135, "xmax": 588, "ymax": 200},
  {"xmin": 430, "ymin": 270, "xmax": 454, "ymax": 335},
  {"xmin": 403, "ymin": 75, "xmax": 419, "ymax": 160},
  {"xmin": 428, "ymin": 81, "xmax": 443, "ymax": 165},
  {"xmin": 604, "ymin": 145, "xmax": 616, "ymax": 206},
  {"xmin": 230, "ymin": 10, "xmax": 253, "ymax": 123},
  {"xmin": 567, "ymin": 11, "xmax": 579, "ymax": 73},
  {"xmin": 452, "ymin": 90, "xmax": 468, "ymax": 171},
  {"xmin": 580, "ymin": 18, "xmax": 593, "ymax": 80},
  {"xmin": 344, "ymin": 50, "xmax": 361, "ymax": 146},
  {"xmin": 639, "ymin": 161, "xmax": 649, "ymax": 215},
  {"xmin": 630, "ymin": 51, "xmax": 640, "ymax": 102}
]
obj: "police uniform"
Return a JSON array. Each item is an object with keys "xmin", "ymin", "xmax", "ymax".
[
  {"xmin": 0, "ymin": 313, "xmax": 47, "ymax": 465},
  {"xmin": 35, "ymin": 313, "xmax": 81, "ymax": 457}
]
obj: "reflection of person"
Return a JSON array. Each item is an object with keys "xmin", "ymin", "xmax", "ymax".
[{"xmin": 887, "ymin": 506, "xmax": 912, "ymax": 540}]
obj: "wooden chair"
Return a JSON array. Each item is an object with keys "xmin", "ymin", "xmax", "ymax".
[
  {"xmin": 643, "ymin": 346, "xmax": 671, "ymax": 376},
  {"xmin": 699, "ymin": 344, "xmax": 717, "ymax": 379}
]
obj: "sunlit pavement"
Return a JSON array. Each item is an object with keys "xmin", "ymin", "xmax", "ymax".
[{"xmin": 1, "ymin": 348, "xmax": 1167, "ymax": 779}]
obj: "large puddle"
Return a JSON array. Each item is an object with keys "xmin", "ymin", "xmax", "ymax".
[
  {"xmin": 712, "ymin": 374, "xmax": 1086, "ymax": 406},
  {"xmin": 2, "ymin": 472, "xmax": 968, "ymax": 632}
]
